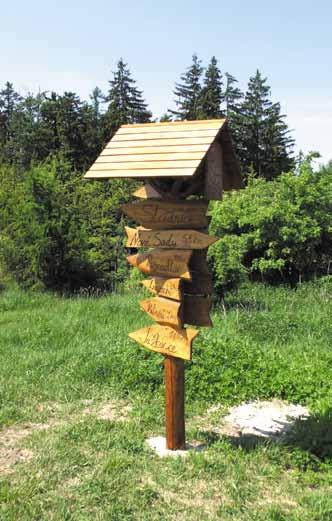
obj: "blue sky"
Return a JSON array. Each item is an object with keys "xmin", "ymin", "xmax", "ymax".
[{"xmin": 2, "ymin": 0, "xmax": 332, "ymax": 164}]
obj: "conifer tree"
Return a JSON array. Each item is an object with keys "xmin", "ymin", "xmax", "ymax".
[
  {"xmin": 238, "ymin": 70, "xmax": 294, "ymax": 180},
  {"xmin": 169, "ymin": 54, "xmax": 203, "ymax": 120},
  {"xmin": 104, "ymin": 59, "xmax": 151, "ymax": 134},
  {"xmin": 223, "ymin": 73, "xmax": 243, "ymax": 118},
  {"xmin": 200, "ymin": 56, "xmax": 223, "ymax": 118}
]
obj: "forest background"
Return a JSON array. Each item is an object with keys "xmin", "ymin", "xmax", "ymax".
[{"xmin": 0, "ymin": 55, "xmax": 331, "ymax": 293}]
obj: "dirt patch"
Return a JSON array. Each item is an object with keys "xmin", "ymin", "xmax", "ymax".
[
  {"xmin": 83, "ymin": 400, "xmax": 132, "ymax": 422},
  {"xmin": 191, "ymin": 400, "xmax": 309, "ymax": 441},
  {"xmin": 0, "ymin": 422, "xmax": 52, "ymax": 475}
]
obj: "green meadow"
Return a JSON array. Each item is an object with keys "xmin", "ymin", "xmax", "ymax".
[{"xmin": 0, "ymin": 278, "xmax": 332, "ymax": 520}]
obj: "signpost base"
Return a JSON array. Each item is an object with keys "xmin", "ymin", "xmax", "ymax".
[{"xmin": 164, "ymin": 355, "xmax": 185, "ymax": 450}]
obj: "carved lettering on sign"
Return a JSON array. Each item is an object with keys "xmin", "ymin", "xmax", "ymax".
[
  {"xmin": 141, "ymin": 277, "xmax": 182, "ymax": 301},
  {"xmin": 140, "ymin": 296, "xmax": 182, "ymax": 326},
  {"xmin": 183, "ymin": 295, "xmax": 213, "ymax": 327},
  {"xmin": 129, "ymin": 324, "xmax": 198, "ymax": 360},
  {"xmin": 121, "ymin": 200, "xmax": 208, "ymax": 230},
  {"xmin": 125, "ymin": 226, "xmax": 217, "ymax": 250},
  {"xmin": 127, "ymin": 249, "xmax": 192, "ymax": 279}
]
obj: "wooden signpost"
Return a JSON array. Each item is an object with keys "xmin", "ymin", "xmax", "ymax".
[{"xmin": 84, "ymin": 118, "xmax": 241, "ymax": 451}]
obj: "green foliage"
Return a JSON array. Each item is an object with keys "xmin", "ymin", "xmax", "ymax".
[
  {"xmin": 209, "ymin": 158, "xmax": 332, "ymax": 292},
  {"xmin": 0, "ymin": 158, "xmax": 136, "ymax": 290},
  {"xmin": 169, "ymin": 54, "xmax": 204, "ymax": 120},
  {"xmin": 200, "ymin": 56, "xmax": 224, "ymax": 118},
  {"xmin": 236, "ymin": 70, "xmax": 294, "ymax": 180}
]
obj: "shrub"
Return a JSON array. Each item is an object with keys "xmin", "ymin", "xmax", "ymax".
[
  {"xmin": 0, "ymin": 157, "xmax": 136, "ymax": 290},
  {"xmin": 209, "ymin": 157, "xmax": 332, "ymax": 294}
]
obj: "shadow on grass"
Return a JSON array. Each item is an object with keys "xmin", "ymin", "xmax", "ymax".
[{"xmin": 197, "ymin": 409, "xmax": 332, "ymax": 462}]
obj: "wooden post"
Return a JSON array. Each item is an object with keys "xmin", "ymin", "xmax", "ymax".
[{"xmin": 164, "ymin": 355, "xmax": 185, "ymax": 450}]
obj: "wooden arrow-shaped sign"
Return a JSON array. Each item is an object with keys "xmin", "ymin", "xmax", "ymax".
[
  {"xmin": 127, "ymin": 249, "xmax": 192, "ymax": 279},
  {"xmin": 129, "ymin": 324, "xmax": 198, "ymax": 360},
  {"xmin": 141, "ymin": 277, "xmax": 182, "ymax": 301},
  {"xmin": 125, "ymin": 226, "xmax": 217, "ymax": 250},
  {"xmin": 121, "ymin": 200, "xmax": 208, "ymax": 230},
  {"xmin": 183, "ymin": 295, "xmax": 213, "ymax": 327},
  {"xmin": 133, "ymin": 183, "xmax": 162, "ymax": 199},
  {"xmin": 140, "ymin": 296, "xmax": 182, "ymax": 326}
]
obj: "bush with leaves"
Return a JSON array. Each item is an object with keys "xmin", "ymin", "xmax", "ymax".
[
  {"xmin": 0, "ymin": 157, "xmax": 136, "ymax": 290},
  {"xmin": 209, "ymin": 156, "xmax": 332, "ymax": 294}
]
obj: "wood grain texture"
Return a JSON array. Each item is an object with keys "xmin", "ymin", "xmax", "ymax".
[
  {"xmin": 182, "ymin": 273, "xmax": 213, "ymax": 296},
  {"xmin": 122, "ymin": 200, "xmax": 208, "ymax": 230},
  {"xmin": 104, "ymin": 137, "xmax": 215, "ymax": 149},
  {"xmin": 118, "ymin": 120, "xmax": 225, "ymax": 134},
  {"xmin": 128, "ymin": 324, "xmax": 198, "ymax": 361},
  {"xmin": 141, "ymin": 277, "xmax": 182, "ymax": 301},
  {"xmin": 133, "ymin": 184, "xmax": 162, "ymax": 199},
  {"xmin": 121, "ymin": 118, "xmax": 225, "ymax": 129},
  {"xmin": 183, "ymin": 295, "xmax": 213, "ymax": 327},
  {"xmin": 189, "ymin": 249, "xmax": 211, "ymax": 275},
  {"xmin": 125, "ymin": 226, "xmax": 217, "ymax": 249},
  {"xmin": 85, "ymin": 168, "xmax": 194, "ymax": 178},
  {"xmin": 96, "ymin": 152, "xmax": 205, "ymax": 162},
  {"xmin": 100, "ymin": 144, "xmax": 211, "ymax": 156},
  {"xmin": 111, "ymin": 129, "xmax": 220, "ymax": 142},
  {"xmin": 205, "ymin": 141, "xmax": 224, "ymax": 200},
  {"xmin": 140, "ymin": 296, "xmax": 182, "ymax": 326},
  {"xmin": 89, "ymin": 159, "xmax": 202, "ymax": 171},
  {"xmin": 165, "ymin": 356, "xmax": 185, "ymax": 450},
  {"xmin": 127, "ymin": 249, "xmax": 192, "ymax": 279}
]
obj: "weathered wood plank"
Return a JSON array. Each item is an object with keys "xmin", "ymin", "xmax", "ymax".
[
  {"xmin": 189, "ymin": 249, "xmax": 211, "ymax": 275},
  {"xmin": 133, "ymin": 184, "xmax": 162, "ymax": 199},
  {"xmin": 140, "ymin": 296, "xmax": 182, "ymax": 326},
  {"xmin": 89, "ymin": 160, "xmax": 201, "ymax": 171},
  {"xmin": 204, "ymin": 141, "xmax": 224, "ymax": 200},
  {"xmin": 121, "ymin": 200, "xmax": 208, "ymax": 229},
  {"xmin": 129, "ymin": 324, "xmax": 198, "ymax": 360},
  {"xmin": 121, "ymin": 118, "xmax": 225, "ymax": 129},
  {"xmin": 125, "ymin": 226, "xmax": 217, "ymax": 249},
  {"xmin": 141, "ymin": 277, "xmax": 182, "ymax": 301},
  {"xmin": 104, "ymin": 137, "xmax": 215, "ymax": 149},
  {"xmin": 184, "ymin": 295, "xmax": 212, "ymax": 327},
  {"xmin": 96, "ymin": 152, "xmax": 205, "ymax": 163},
  {"xmin": 100, "ymin": 144, "xmax": 211, "ymax": 156},
  {"xmin": 127, "ymin": 249, "xmax": 192, "ymax": 279},
  {"xmin": 85, "ymin": 168, "xmax": 194, "ymax": 178},
  {"xmin": 182, "ymin": 273, "xmax": 213, "ymax": 296},
  {"xmin": 117, "ymin": 120, "xmax": 224, "ymax": 134},
  {"xmin": 111, "ymin": 129, "xmax": 219, "ymax": 142}
]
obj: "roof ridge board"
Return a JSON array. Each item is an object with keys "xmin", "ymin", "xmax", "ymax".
[{"xmin": 120, "ymin": 118, "xmax": 226, "ymax": 129}]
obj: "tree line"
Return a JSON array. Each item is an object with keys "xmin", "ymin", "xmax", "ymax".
[
  {"xmin": 3, "ymin": 55, "xmax": 327, "ymax": 294},
  {"xmin": 0, "ymin": 54, "xmax": 294, "ymax": 180}
]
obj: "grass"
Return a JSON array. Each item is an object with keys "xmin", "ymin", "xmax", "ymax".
[{"xmin": 0, "ymin": 278, "xmax": 332, "ymax": 520}]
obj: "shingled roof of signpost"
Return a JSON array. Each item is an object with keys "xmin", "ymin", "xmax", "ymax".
[{"xmin": 84, "ymin": 118, "xmax": 241, "ymax": 192}]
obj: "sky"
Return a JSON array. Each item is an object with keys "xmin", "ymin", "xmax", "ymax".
[{"xmin": 1, "ymin": 0, "xmax": 332, "ymax": 165}]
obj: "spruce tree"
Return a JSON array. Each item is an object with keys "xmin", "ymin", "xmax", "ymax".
[
  {"xmin": 200, "ymin": 56, "xmax": 223, "ymax": 118},
  {"xmin": 104, "ymin": 58, "xmax": 151, "ymax": 134},
  {"xmin": 169, "ymin": 54, "xmax": 203, "ymax": 120},
  {"xmin": 238, "ymin": 70, "xmax": 294, "ymax": 180},
  {"xmin": 223, "ymin": 73, "xmax": 243, "ymax": 118}
]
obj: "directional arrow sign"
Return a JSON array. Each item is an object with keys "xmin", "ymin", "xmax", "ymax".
[
  {"xmin": 133, "ymin": 183, "xmax": 162, "ymax": 199},
  {"xmin": 183, "ymin": 295, "xmax": 213, "ymax": 327},
  {"xmin": 140, "ymin": 296, "xmax": 182, "ymax": 326},
  {"xmin": 125, "ymin": 226, "xmax": 217, "ymax": 250},
  {"xmin": 121, "ymin": 200, "xmax": 208, "ymax": 230},
  {"xmin": 141, "ymin": 277, "xmax": 182, "ymax": 301},
  {"xmin": 129, "ymin": 324, "xmax": 198, "ymax": 360},
  {"xmin": 127, "ymin": 249, "xmax": 192, "ymax": 279}
]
